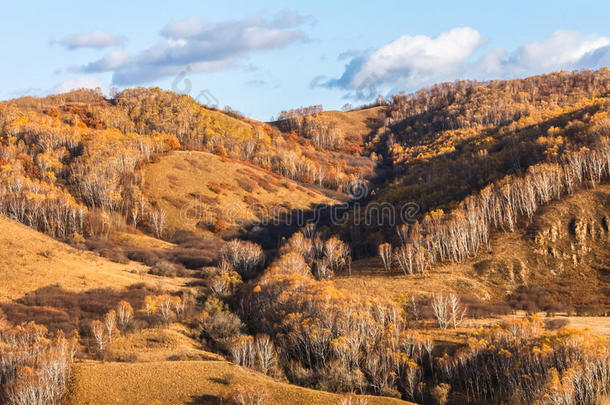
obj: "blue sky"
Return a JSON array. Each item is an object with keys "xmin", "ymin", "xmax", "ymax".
[{"xmin": 2, "ymin": 0, "xmax": 610, "ymax": 120}]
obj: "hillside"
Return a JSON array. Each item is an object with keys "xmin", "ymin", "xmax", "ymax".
[
  {"xmin": 143, "ymin": 150, "xmax": 339, "ymax": 234},
  {"xmin": 0, "ymin": 215, "xmax": 187, "ymax": 302},
  {"xmin": 63, "ymin": 322, "xmax": 410, "ymax": 405},
  {"xmin": 67, "ymin": 360, "xmax": 410, "ymax": 405},
  {"xmin": 337, "ymin": 182, "xmax": 610, "ymax": 313},
  {"xmin": 304, "ymin": 106, "xmax": 387, "ymax": 152},
  {"xmin": 2, "ymin": 70, "xmax": 610, "ymax": 405}
]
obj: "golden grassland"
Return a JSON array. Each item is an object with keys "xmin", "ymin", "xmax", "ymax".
[
  {"xmin": 111, "ymin": 231, "xmax": 176, "ymax": 250},
  {"xmin": 67, "ymin": 324, "xmax": 411, "ymax": 405},
  {"xmin": 317, "ymin": 106, "xmax": 386, "ymax": 141},
  {"xmin": 0, "ymin": 215, "xmax": 188, "ymax": 301},
  {"xmin": 143, "ymin": 151, "xmax": 339, "ymax": 232},
  {"xmin": 108, "ymin": 323, "xmax": 224, "ymax": 363},
  {"xmin": 335, "ymin": 256, "xmax": 495, "ymax": 300},
  {"xmin": 66, "ymin": 360, "xmax": 411, "ymax": 405}
]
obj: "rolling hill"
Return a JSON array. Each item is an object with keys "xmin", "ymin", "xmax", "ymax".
[
  {"xmin": 142, "ymin": 150, "xmax": 339, "ymax": 234},
  {"xmin": 1, "ymin": 70, "xmax": 610, "ymax": 405},
  {"xmin": 0, "ymin": 215, "xmax": 186, "ymax": 302},
  {"xmin": 337, "ymin": 182, "xmax": 610, "ymax": 313},
  {"xmin": 67, "ymin": 360, "xmax": 410, "ymax": 405}
]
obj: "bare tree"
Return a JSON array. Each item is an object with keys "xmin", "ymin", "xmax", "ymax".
[
  {"xmin": 159, "ymin": 295, "xmax": 173, "ymax": 323},
  {"xmin": 221, "ymin": 240, "xmax": 265, "ymax": 278},
  {"xmin": 275, "ymin": 252, "xmax": 311, "ymax": 277},
  {"xmin": 149, "ymin": 207, "xmax": 167, "ymax": 238},
  {"xmin": 255, "ymin": 334, "xmax": 276, "ymax": 375},
  {"xmin": 231, "ymin": 335, "xmax": 255, "ymax": 369},
  {"xmin": 91, "ymin": 320, "xmax": 106, "ymax": 352},
  {"xmin": 314, "ymin": 258, "xmax": 333, "ymax": 280},
  {"xmin": 104, "ymin": 310, "xmax": 118, "ymax": 342},
  {"xmin": 396, "ymin": 224, "xmax": 410, "ymax": 244},
  {"xmin": 116, "ymin": 300, "xmax": 134, "ymax": 330},
  {"xmin": 324, "ymin": 236, "xmax": 350, "ymax": 273},
  {"xmin": 395, "ymin": 243, "xmax": 415, "ymax": 275},
  {"xmin": 448, "ymin": 293, "xmax": 467, "ymax": 329},
  {"xmin": 378, "ymin": 243, "xmax": 392, "ymax": 272},
  {"xmin": 410, "ymin": 295, "xmax": 420, "ymax": 320},
  {"xmin": 431, "ymin": 294, "xmax": 451, "ymax": 329}
]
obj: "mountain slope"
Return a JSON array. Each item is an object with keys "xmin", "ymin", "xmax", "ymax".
[
  {"xmin": 143, "ymin": 150, "xmax": 339, "ymax": 235},
  {"xmin": 337, "ymin": 182, "xmax": 610, "ymax": 314},
  {"xmin": 0, "ymin": 215, "xmax": 186, "ymax": 301},
  {"xmin": 67, "ymin": 360, "xmax": 411, "ymax": 405}
]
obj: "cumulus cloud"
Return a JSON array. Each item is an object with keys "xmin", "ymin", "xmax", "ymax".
[
  {"xmin": 322, "ymin": 27, "xmax": 483, "ymax": 98},
  {"xmin": 475, "ymin": 30, "xmax": 610, "ymax": 78},
  {"xmin": 81, "ymin": 50, "xmax": 131, "ymax": 73},
  {"xmin": 81, "ymin": 11, "xmax": 310, "ymax": 86},
  {"xmin": 58, "ymin": 29, "xmax": 124, "ymax": 50},
  {"xmin": 511, "ymin": 30, "xmax": 610, "ymax": 71},
  {"xmin": 322, "ymin": 28, "xmax": 610, "ymax": 100}
]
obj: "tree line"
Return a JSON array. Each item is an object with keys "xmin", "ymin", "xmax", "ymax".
[{"xmin": 378, "ymin": 136, "xmax": 610, "ymax": 274}]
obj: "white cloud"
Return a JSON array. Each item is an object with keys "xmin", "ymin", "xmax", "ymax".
[
  {"xmin": 161, "ymin": 16, "xmax": 208, "ymax": 39},
  {"xmin": 51, "ymin": 76, "xmax": 104, "ymax": 94},
  {"xmin": 86, "ymin": 11, "xmax": 310, "ymax": 86},
  {"xmin": 323, "ymin": 28, "xmax": 610, "ymax": 100},
  {"xmin": 82, "ymin": 50, "xmax": 131, "ymax": 73},
  {"xmin": 322, "ymin": 27, "xmax": 484, "ymax": 97},
  {"xmin": 510, "ymin": 30, "xmax": 610, "ymax": 72},
  {"xmin": 58, "ymin": 29, "xmax": 124, "ymax": 50},
  {"xmin": 355, "ymin": 27, "xmax": 483, "ymax": 88}
]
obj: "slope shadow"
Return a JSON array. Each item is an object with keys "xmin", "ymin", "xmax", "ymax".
[
  {"xmin": 238, "ymin": 201, "xmax": 356, "ymax": 250},
  {"xmin": 0, "ymin": 283, "xmax": 162, "ymax": 333},
  {"xmin": 187, "ymin": 395, "xmax": 224, "ymax": 404}
]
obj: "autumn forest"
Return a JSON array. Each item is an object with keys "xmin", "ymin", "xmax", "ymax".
[{"xmin": 1, "ymin": 69, "xmax": 610, "ymax": 405}]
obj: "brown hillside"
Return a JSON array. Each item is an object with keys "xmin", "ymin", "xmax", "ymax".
[
  {"xmin": 0, "ymin": 215, "xmax": 187, "ymax": 301},
  {"xmin": 316, "ymin": 106, "xmax": 387, "ymax": 144},
  {"xmin": 337, "ymin": 183, "xmax": 610, "ymax": 312},
  {"xmin": 143, "ymin": 151, "xmax": 339, "ymax": 233},
  {"xmin": 67, "ymin": 360, "xmax": 410, "ymax": 405}
]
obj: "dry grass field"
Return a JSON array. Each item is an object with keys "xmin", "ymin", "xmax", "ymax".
[
  {"xmin": 317, "ymin": 106, "xmax": 386, "ymax": 141},
  {"xmin": 143, "ymin": 151, "xmax": 339, "ymax": 232},
  {"xmin": 335, "ymin": 256, "xmax": 496, "ymax": 300},
  {"xmin": 67, "ymin": 359, "xmax": 411, "ymax": 405},
  {"xmin": 108, "ymin": 323, "xmax": 224, "ymax": 363},
  {"xmin": 0, "ymin": 216, "xmax": 188, "ymax": 302},
  {"xmin": 66, "ymin": 323, "xmax": 412, "ymax": 405},
  {"xmin": 111, "ymin": 231, "xmax": 176, "ymax": 250}
]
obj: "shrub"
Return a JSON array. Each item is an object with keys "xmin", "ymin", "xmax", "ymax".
[
  {"xmin": 431, "ymin": 383, "xmax": 451, "ymax": 405},
  {"xmin": 208, "ymin": 182, "xmax": 223, "ymax": 194},
  {"xmin": 544, "ymin": 318, "xmax": 569, "ymax": 330},
  {"xmin": 339, "ymin": 394, "xmax": 368, "ymax": 405},
  {"xmin": 213, "ymin": 218, "xmax": 228, "ymax": 233},
  {"xmin": 220, "ymin": 240, "xmax": 264, "ymax": 279},
  {"xmin": 236, "ymin": 178, "xmax": 257, "ymax": 193},
  {"xmin": 229, "ymin": 384, "xmax": 269, "ymax": 405},
  {"xmin": 85, "ymin": 238, "xmax": 128, "ymax": 264},
  {"xmin": 199, "ymin": 298, "xmax": 243, "ymax": 350},
  {"xmin": 149, "ymin": 260, "xmax": 186, "ymax": 277},
  {"xmin": 126, "ymin": 248, "xmax": 161, "ymax": 266}
]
